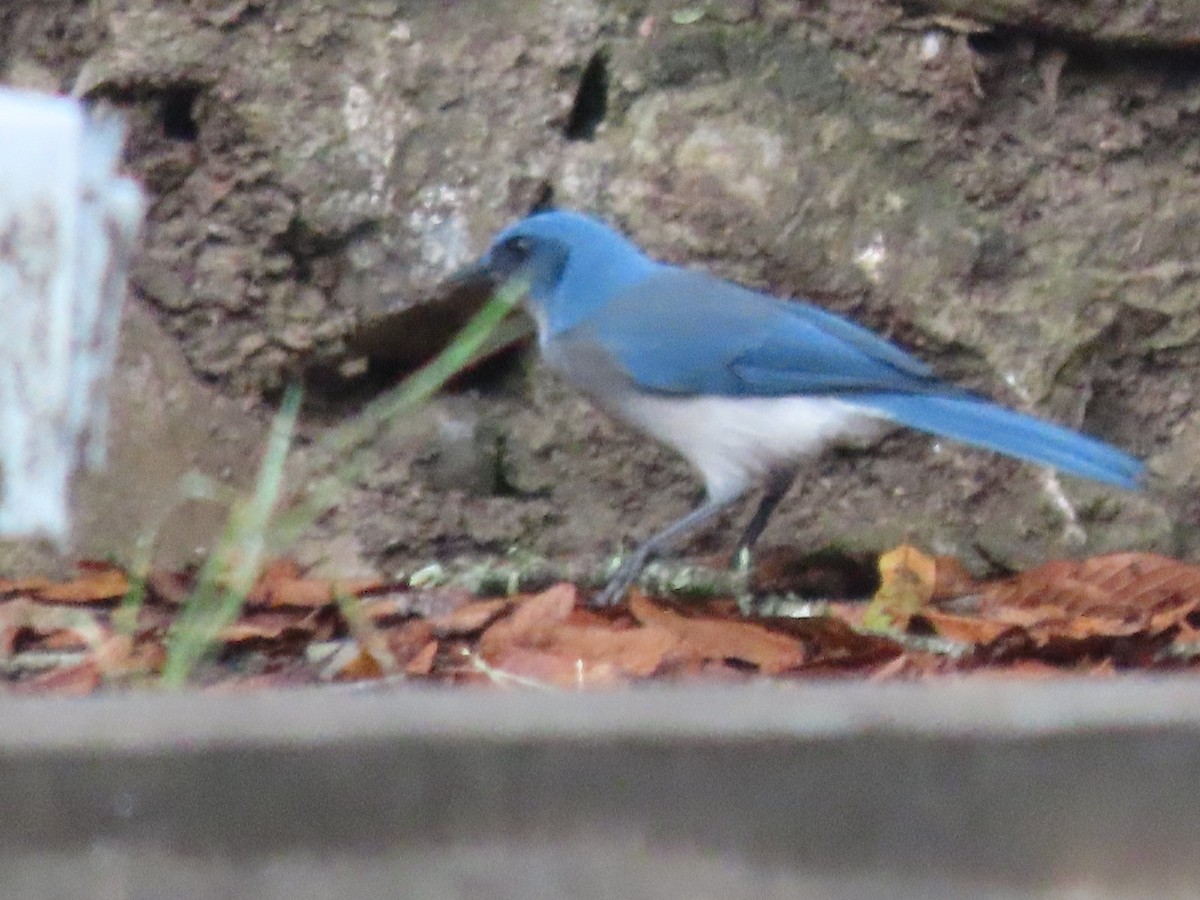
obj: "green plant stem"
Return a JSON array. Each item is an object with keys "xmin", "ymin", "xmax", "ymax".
[
  {"xmin": 156, "ymin": 278, "xmax": 527, "ymax": 686},
  {"xmin": 160, "ymin": 385, "xmax": 302, "ymax": 687}
]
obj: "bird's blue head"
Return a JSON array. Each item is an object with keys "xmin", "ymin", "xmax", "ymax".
[{"xmin": 468, "ymin": 210, "xmax": 658, "ymax": 336}]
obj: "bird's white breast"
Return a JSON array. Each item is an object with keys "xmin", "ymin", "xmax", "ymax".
[{"xmin": 613, "ymin": 393, "xmax": 887, "ymax": 503}]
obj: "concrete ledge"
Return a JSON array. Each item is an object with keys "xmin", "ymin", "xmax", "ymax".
[{"xmin": 2, "ymin": 678, "xmax": 1199, "ymax": 898}]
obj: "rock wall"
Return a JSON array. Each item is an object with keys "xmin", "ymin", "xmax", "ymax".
[{"xmin": 3, "ymin": 0, "xmax": 1198, "ymax": 576}]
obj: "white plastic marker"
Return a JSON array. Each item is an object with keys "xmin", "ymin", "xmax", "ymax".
[{"xmin": 0, "ymin": 88, "xmax": 144, "ymax": 541}]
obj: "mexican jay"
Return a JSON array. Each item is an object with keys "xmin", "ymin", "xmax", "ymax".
[{"xmin": 465, "ymin": 209, "xmax": 1143, "ymax": 606}]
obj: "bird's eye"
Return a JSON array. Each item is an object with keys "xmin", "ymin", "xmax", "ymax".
[{"xmin": 486, "ymin": 234, "xmax": 539, "ymax": 280}]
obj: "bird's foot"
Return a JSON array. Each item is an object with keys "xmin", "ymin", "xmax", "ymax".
[
  {"xmin": 731, "ymin": 545, "xmax": 754, "ymax": 575},
  {"xmin": 592, "ymin": 550, "xmax": 651, "ymax": 608}
]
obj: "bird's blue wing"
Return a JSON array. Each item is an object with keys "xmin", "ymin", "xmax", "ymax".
[
  {"xmin": 550, "ymin": 266, "xmax": 1144, "ymax": 489},
  {"xmin": 560, "ymin": 268, "xmax": 947, "ymax": 398}
]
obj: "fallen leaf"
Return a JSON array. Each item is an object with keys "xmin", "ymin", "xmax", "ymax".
[
  {"xmin": 258, "ymin": 577, "xmax": 334, "ymax": 608},
  {"xmin": 244, "ymin": 559, "xmax": 381, "ymax": 609},
  {"xmin": 863, "ymin": 545, "xmax": 936, "ymax": 629},
  {"xmin": 482, "ymin": 645, "xmax": 627, "ymax": 689},
  {"xmin": 628, "ymin": 592, "xmax": 803, "ymax": 674},
  {"xmin": 867, "ymin": 653, "xmax": 948, "ymax": 681},
  {"xmin": 93, "ymin": 634, "xmax": 155, "ymax": 678},
  {"xmin": 931, "ymin": 555, "xmax": 978, "ymax": 601},
  {"xmin": 975, "ymin": 553, "xmax": 1200, "ymax": 641},
  {"xmin": 540, "ymin": 623, "xmax": 680, "ymax": 678},
  {"xmin": 473, "ymin": 585, "xmax": 678, "ymax": 683},
  {"xmin": 39, "ymin": 566, "xmax": 129, "ymax": 604},
  {"xmin": 40, "ymin": 629, "xmax": 92, "ymax": 651},
  {"xmin": 911, "ymin": 610, "xmax": 1016, "ymax": 645},
  {"xmin": 0, "ymin": 576, "xmax": 53, "ymax": 596},
  {"xmin": 146, "ymin": 570, "xmax": 192, "ymax": 605},
  {"xmin": 478, "ymin": 584, "xmax": 578, "ymax": 662},
  {"xmin": 357, "ymin": 586, "xmax": 476, "ymax": 622},
  {"xmin": 334, "ymin": 647, "xmax": 386, "ymax": 682},
  {"xmin": 769, "ymin": 614, "xmax": 905, "ymax": 671},
  {"xmin": 219, "ymin": 611, "xmax": 315, "ymax": 644},
  {"xmin": 0, "ymin": 599, "xmax": 109, "ymax": 655},
  {"xmin": 405, "ymin": 640, "xmax": 439, "ymax": 675},
  {"xmin": 429, "ymin": 598, "xmax": 510, "ymax": 636},
  {"xmin": 11, "ymin": 661, "xmax": 101, "ymax": 696},
  {"xmin": 385, "ymin": 619, "xmax": 436, "ymax": 667}
]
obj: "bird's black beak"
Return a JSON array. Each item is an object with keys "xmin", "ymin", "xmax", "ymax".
[
  {"xmin": 446, "ymin": 255, "xmax": 498, "ymax": 289},
  {"xmin": 450, "ymin": 236, "xmax": 536, "ymax": 288}
]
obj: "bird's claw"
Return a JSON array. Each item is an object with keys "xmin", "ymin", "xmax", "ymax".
[{"xmin": 591, "ymin": 553, "xmax": 645, "ymax": 608}]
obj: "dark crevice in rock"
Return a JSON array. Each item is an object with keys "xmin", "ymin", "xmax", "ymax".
[
  {"xmin": 962, "ymin": 24, "xmax": 1200, "ymax": 88},
  {"xmin": 159, "ymin": 84, "xmax": 200, "ymax": 141},
  {"xmin": 277, "ymin": 216, "xmax": 377, "ymax": 284},
  {"xmin": 564, "ymin": 48, "xmax": 608, "ymax": 141},
  {"xmin": 528, "ymin": 181, "xmax": 556, "ymax": 215},
  {"xmin": 904, "ymin": 1, "xmax": 1200, "ymax": 54}
]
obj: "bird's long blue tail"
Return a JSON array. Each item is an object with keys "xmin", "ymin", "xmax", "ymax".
[{"xmin": 861, "ymin": 394, "xmax": 1144, "ymax": 490}]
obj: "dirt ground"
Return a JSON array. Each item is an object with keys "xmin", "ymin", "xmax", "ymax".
[{"xmin": 2, "ymin": 0, "xmax": 1198, "ymax": 584}]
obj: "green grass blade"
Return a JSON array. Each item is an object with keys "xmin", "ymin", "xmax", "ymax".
[{"xmin": 160, "ymin": 385, "xmax": 302, "ymax": 687}]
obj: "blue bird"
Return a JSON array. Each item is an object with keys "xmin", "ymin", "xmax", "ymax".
[{"xmin": 465, "ymin": 209, "xmax": 1144, "ymax": 606}]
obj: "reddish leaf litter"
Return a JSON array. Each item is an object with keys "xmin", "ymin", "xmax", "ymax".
[{"xmin": 2, "ymin": 549, "xmax": 1200, "ymax": 694}]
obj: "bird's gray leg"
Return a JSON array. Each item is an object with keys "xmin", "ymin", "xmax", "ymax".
[
  {"xmin": 593, "ymin": 498, "xmax": 732, "ymax": 607},
  {"xmin": 734, "ymin": 467, "xmax": 798, "ymax": 557}
]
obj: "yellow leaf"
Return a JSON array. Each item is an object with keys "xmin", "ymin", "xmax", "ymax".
[{"xmin": 863, "ymin": 545, "xmax": 937, "ymax": 631}]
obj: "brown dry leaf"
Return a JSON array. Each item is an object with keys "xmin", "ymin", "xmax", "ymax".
[
  {"xmin": 867, "ymin": 652, "xmax": 949, "ymax": 680},
  {"xmin": 12, "ymin": 661, "xmax": 101, "ymax": 696},
  {"xmin": 334, "ymin": 577, "xmax": 385, "ymax": 597},
  {"xmin": 385, "ymin": 619, "xmax": 436, "ymax": 667},
  {"xmin": 358, "ymin": 586, "xmax": 477, "ymax": 622},
  {"xmin": 334, "ymin": 648, "xmax": 387, "ymax": 682},
  {"xmin": 628, "ymin": 592, "xmax": 803, "ymax": 674},
  {"xmin": 564, "ymin": 607, "xmax": 617, "ymax": 628},
  {"xmin": 0, "ymin": 599, "xmax": 109, "ymax": 656},
  {"xmin": 93, "ymin": 634, "xmax": 158, "ymax": 679},
  {"xmin": 769, "ymin": 614, "xmax": 905, "ymax": 671},
  {"xmin": 240, "ymin": 564, "xmax": 360, "ymax": 614},
  {"xmin": 0, "ymin": 607, "xmax": 20, "ymax": 656},
  {"xmin": 270, "ymin": 576, "xmax": 381, "ymax": 608},
  {"xmin": 863, "ymin": 545, "xmax": 937, "ymax": 629},
  {"xmin": 260, "ymin": 577, "xmax": 335, "ymax": 608},
  {"xmin": 405, "ymin": 640, "xmax": 439, "ymax": 675},
  {"xmin": 911, "ymin": 610, "xmax": 1017, "ymax": 645},
  {"xmin": 146, "ymin": 569, "xmax": 193, "ymax": 605},
  {"xmin": 931, "ymin": 555, "xmax": 978, "ymax": 601},
  {"xmin": 541, "ymin": 623, "xmax": 681, "ymax": 679},
  {"xmin": 357, "ymin": 595, "xmax": 407, "ymax": 621},
  {"xmin": 429, "ymin": 598, "xmax": 510, "ymax": 636},
  {"xmin": 243, "ymin": 559, "xmax": 379, "ymax": 609},
  {"xmin": 40, "ymin": 629, "xmax": 92, "ymax": 651},
  {"xmin": 38, "ymin": 566, "xmax": 129, "ymax": 604},
  {"xmin": 218, "ymin": 611, "xmax": 314, "ymax": 644},
  {"xmin": 482, "ymin": 645, "xmax": 627, "ymax": 689},
  {"xmin": 336, "ymin": 592, "xmax": 399, "ymax": 674},
  {"xmin": 975, "ymin": 553, "xmax": 1200, "ymax": 640},
  {"xmin": 478, "ymin": 584, "xmax": 579, "ymax": 662},
  {"xmin": 0, "ymin": 576, "xmax": 54, "ymax": 596},
  {"xmin": 258, "ymin": 558, "xmax": 301, "ymax": 582},
  {"xmin": 473, "ymin": 585, "xmax": 677, "ymax": 684}
]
